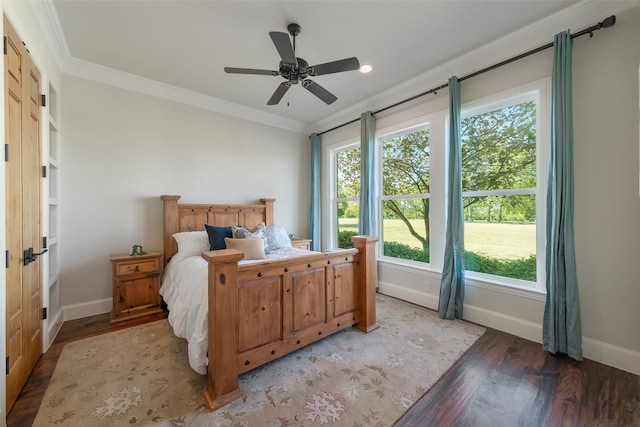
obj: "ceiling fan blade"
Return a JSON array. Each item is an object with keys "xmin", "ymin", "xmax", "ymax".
[
  {"xmin": 224, "ymin": 67, "xmax": 279, "ymax": 76},
  {"xmin": 308, "ymin": 57, "xmax": 360, "ymax": 76},
  {"xmin": 267, "ymin": 82, "xmax": 291, "ymax": 105},
  {"xmin": 302, "ymin": 79, "xmax": 337, "ymax": 105},
  {"xmin": 269, "ymin": 32, "xmax": 297, "ymax": 66}
]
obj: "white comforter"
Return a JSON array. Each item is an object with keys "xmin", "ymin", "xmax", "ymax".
[{"xmin": 159, "ymin": 247, "xmax": 313, "ymax": 374}]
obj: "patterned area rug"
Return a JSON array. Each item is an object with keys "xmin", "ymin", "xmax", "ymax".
[{"xmin": 34, "ymin": 294, "xmax": 484, "ymax": 426}]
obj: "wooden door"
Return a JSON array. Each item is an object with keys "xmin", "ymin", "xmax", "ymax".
[{"xmin": 4, "ymin": 15, "xmax": 43, "ymax": 411}]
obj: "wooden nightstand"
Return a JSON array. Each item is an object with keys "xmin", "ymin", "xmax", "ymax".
[
  {"xmin": 110, "ymin": 251, "xmax": 163, "ymax": 323},
  {"xmin": 290, "ymin": 239, "xmax": 312, "ymax": 250}
]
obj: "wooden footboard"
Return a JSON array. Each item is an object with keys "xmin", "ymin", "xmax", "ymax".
[{"xmin": 201, "ymin": 236, "xmax": 379, "ymax": 411}]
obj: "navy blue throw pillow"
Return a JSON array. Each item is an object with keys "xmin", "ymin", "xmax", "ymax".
[{"xmin": 204, "ymin": 224, "xmax": 233, "ymax": 250}]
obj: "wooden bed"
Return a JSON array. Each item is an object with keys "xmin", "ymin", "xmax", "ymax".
[{"xmin": 161, "ymin": 195, "xmax": 379, "ymax": 410}]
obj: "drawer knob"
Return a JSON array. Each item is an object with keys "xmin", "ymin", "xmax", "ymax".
[
  {"xmin": 296, "ymin": 339, "xmax": 301, "ymax": 345},
  {"xmin": 271, "ymin": 349, "xmax": 277, "ymax": 355},
  {"xmin": 258, "ymin": 272, "xmax": 263, "ymax": 278},
  {"xmin": 284, "ymin": 267, "xmax": 289, "ymax": 272},
  {"xmin": 245, "ymin": 359, "xmax": 251, "ymax": 366},
  {"xmin": 134, "ymin": 265, "xmax": 140, "ymax": 272}
]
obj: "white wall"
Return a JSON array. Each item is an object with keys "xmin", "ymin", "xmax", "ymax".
[
  {"xmin": 60, "ymin": 75, "xmax": 309, "ymax": 314},
  {"xmin": 321, "ymin": 5, "xmax": 640, "ymax": 375}
]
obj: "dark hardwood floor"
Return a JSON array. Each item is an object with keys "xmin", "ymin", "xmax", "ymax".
[
  {"xmin": 395, "ymin": 329, "xmax": 639, "ymax": 427},
  {"xmin": 7, "ymin": 313, "xmax": 639, "ymax": 427}
]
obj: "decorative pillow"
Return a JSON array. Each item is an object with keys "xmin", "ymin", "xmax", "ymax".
[
  {"xmin": 204, "ymin": 224, "xmax": 233, "ymax": 250},
  {"xmin": 172, "ymin": 231, "xmax": 209, "ymax": 260},
  {"xmin": 265, "ymin": 225, "xmax": 293, "ymax": 250},
  {"xmin": 224, "ymin": 237, "xmax": 266, "ymax": 260},
  {"xmin": 232, "ymin": 223, "xmax": 270, "ymax": 254}
]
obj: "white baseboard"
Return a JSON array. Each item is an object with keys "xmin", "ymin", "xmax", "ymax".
[
  {"xmin": 582, "ymin": 337, "xmax": 640, "ymax": 376},
  {"xmin": 378, "ymin": 283, "xmax": 640, "ymax": 376},
  {"xmin": 378, "ymin": 280, "xmax": 439, "ymax": 311},
  {"xmin": 47, "ymin": 309, "xmax": 64, "ymax": 348},
  {"xmin": 63, "ymin": 298, "xmax": 112, "ymax": 321},
  {"xmin": 462, "ymin": 303, "xmax": 543, "ymax": 343}
]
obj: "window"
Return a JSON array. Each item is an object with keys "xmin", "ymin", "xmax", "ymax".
[
  {"xmin": 326, "ymin": 80, "xmax": 547, "ymax": 291},
  {"xmin": 334, "ymin": 144, "xmax": 360, "ymax": 249},
  {"xmin": 460, "ymin": 86, "xmax": 545, "ymax": 283},
  {"xmin": 380, "ymin": 125, "xmax": 431, "ymax": 263}
]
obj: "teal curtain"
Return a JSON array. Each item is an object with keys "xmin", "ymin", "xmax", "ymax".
[
  {"xmin": 543, "ymin": 31, "xmax": 583, "ymax": 360},
  {"xmin": 359, "ymin": 111, "xmax": 376, "ymax": 235},
  {"xmin": 438, "ymin": 76, "xmax": 465, "ymax": 320},
  {"xmin": 309, "ymin": 133, "xmax": 321, "ymax": 251}
]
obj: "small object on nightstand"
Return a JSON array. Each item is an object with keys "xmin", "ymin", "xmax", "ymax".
[
  {"xmin": 130, "ymin": 244, "xmax": 147, "ymax": 256},
  {"xmin": 290, "ymin": 238, "xmax": 312, "ymax": 250},
  {"xmin": 110, "ymin": 251, "xmax": 163, "ymax": 323}
]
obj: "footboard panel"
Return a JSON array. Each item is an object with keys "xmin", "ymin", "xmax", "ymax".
[{"xmin": 201, "ymin": 236, "xmax": 379, "ymax": 410}]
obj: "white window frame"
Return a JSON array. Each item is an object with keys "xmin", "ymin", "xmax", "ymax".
[
  {"xmin": 327, "ymin": 139, "xmax": 361, "ymax": 250},
  {"xmin": 377, "ymin": 121, "xmax": 432, "ymax": 267},
  {"xmin": 459, "ymin": 78, "xmax": 550, "ymax": 292}
]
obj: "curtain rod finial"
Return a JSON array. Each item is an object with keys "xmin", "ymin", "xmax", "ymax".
[{"xmin": 602, "ymin": 15, "xmax": 616, "ymax": 29}]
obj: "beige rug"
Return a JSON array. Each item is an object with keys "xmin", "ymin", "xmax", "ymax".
[{"xmin": 34, "ymin": 294, "xmax": 484, "ymax": 426}]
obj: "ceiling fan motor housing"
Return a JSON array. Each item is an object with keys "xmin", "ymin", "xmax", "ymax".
[{"xmin": 279, "ymin": 58, "xmax": 309, "ymax": 83}]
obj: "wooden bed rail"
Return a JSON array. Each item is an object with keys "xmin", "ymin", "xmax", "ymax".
[{"xmin": 200, "ymin": 235, "xmax": 379, "ymax": 411}]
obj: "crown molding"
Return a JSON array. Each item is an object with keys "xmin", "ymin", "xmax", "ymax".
[
  {"xmin": 29, "ymin": 0, "xmax": 71, "ymax": 70},
  {"xmin": 310, "ymin": 0, "xmax": 639, "ymax": 134}
]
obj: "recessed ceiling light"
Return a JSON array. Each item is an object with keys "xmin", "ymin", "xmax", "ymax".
[{"xmin": 359, "ymin": 64, "xmax": 373, "ymax": 73}]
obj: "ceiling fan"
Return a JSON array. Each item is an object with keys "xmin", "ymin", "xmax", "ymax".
[{"xmin": 224, "ymin": 23, "xmax": 360, "ymax": 106}]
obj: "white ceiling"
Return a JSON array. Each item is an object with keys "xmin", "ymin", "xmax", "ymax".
[{"xmin": 47, "ymin": 0, "xmax": 585, "ymax": 130}]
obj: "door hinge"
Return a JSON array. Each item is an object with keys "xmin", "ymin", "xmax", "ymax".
[
  {"xmin": 43, "ymin": 236, "xmax": 48, "ymax": 249},
  {"xmin": 4, "ymin": 144, "xmax": 8, "ymax": 161},
  {"xmin": 5, "ymin": 250, "xmax": 8, "ymax": 268},
  {"xmin": 5, "ymin": 356, "xmax": 8, "ymax": 375},
  {"xmin": 41, "ymin": 94, "xmax": 46, "ymax": 107},
  {"xmin": 42, "ymin": 165, "xmax": 47, "ymax": 178},
  {"xmin": 42, "ymin": 307, "xmax": 47, "ymax": 320},
  {"xmin": 3, "ymin": 36, "xmax": 7, "ymax": 55}
]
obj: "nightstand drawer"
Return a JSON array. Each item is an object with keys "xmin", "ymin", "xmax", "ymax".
[
  {"xmin": 115, "ymin": 258, "xmax": 159, "ymax": 276},
  {"xmin": 291, "ymin": 239, "xmax": 311, "ymax": 250}
]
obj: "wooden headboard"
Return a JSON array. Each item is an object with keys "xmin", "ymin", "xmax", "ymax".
[{"xmin": 161, "ymin": 195, "xmax": 275, "ymax": 265}]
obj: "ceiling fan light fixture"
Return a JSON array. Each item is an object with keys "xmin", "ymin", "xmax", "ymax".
[{"xmin": 359, "ymin": 64, "xmax": 373, "ymax": 73}]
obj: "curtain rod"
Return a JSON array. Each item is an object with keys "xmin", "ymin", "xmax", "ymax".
[{"xmin": 317, "ymin": 15, "xmax": 616, "ymax": 136}]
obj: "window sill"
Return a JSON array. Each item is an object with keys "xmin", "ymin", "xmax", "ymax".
[{"xmin": 465, "ymin": 273, "xmax": 546, "ymax": 302}]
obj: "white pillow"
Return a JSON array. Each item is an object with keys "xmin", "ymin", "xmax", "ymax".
[
  {"xmin": 172, "ymin": 231, "xmax": 209, "ymax": 260},
  {"xmin": 265, "ymin": 225, "xmax": 293, "ymax": 250}
]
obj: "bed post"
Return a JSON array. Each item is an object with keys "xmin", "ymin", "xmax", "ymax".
[
  {"xmin": 161, "ymin": 195, "xmax": 181, "ymax": 264},
  {"xmin": 201, "ymin": 249, "xmax": 246, "ymax": 410},
  {"xmin": 352, "ymin": 235, "xmax": 380, "ymax": 333},
  {"xmin": 259, "ymin": 198, "xmax": 275, "ymax": 225}
]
